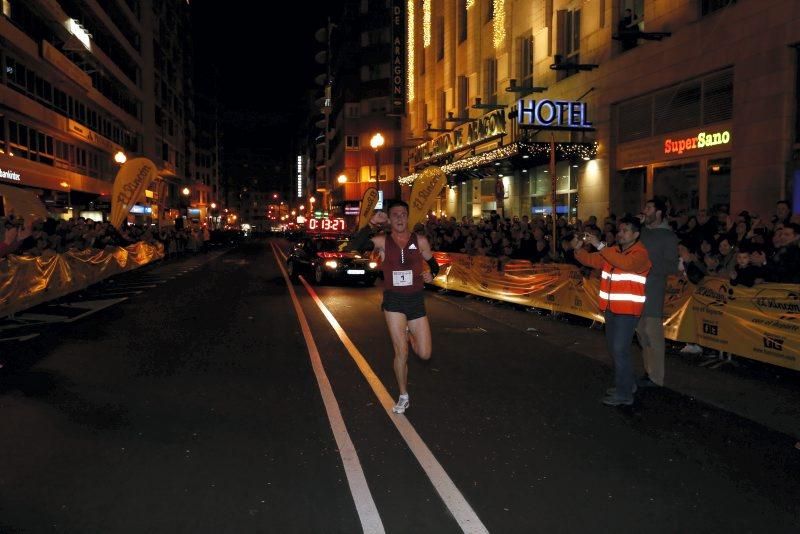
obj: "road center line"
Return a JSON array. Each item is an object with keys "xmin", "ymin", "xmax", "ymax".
[
  {"xmin": 270, "ymin": 244, "xmax": 385, "ymax": 534},
  {"xmin": 291, "ymin": 261, "xmax": 488, "ymax": 533}
]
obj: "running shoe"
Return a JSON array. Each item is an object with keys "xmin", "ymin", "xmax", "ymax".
[{"xmin": 392, "ymin": 394, "xmax": 410, "ymax": 414}]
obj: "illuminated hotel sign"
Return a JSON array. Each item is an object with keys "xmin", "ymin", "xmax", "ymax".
[
  {"xmin": 410, "ymin": 109, "xmax": 506, "ymax": 165},
  {"xmin": 0, "ymin": 169, "xmax": 21, "ymax": 182},
  {"xmin": 516, "ymin": 98, "xmax": 593, "ymax": 130},
  {"xmin": 390, "ymin": 0, "xmax": 406, "ymax": 115},
  {"xmin": 664, "ymin": 130, "xmax": 731, "ymax": 155}
]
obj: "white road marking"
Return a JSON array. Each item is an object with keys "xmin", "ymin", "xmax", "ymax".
[
  {"xmin": 0, "ymin": 333, "xmax": 40, "ymax": 342},
  {"xmin": 62, "ymin": 298, "xmax": 128, "ymax": 322},
  {"xmin": 271, "ymin": 244, "xmax": 385, "ymax": 534},
  {"xmin": 298, "ymin": 276, "xmax": 489, "ymax": 534}
]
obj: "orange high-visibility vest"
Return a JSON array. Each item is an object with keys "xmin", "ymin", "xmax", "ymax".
[{"xmin": 576, "ymin": 240, "xmax": 651, "ymax": 316}]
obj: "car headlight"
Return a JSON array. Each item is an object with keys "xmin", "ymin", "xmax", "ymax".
[
  {"xmin": 325, "ymin": 260, "xmax": 338, "ymax": 269},
  {"xmin": 368, "ymin": 261, "xmax": 378, "ymax": 269}
]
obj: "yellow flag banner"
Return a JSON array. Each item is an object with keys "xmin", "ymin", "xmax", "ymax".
[
  {"xmin": 408, "ymin": 166, "xmax": 447, "ymax": 227},
  {"xmin": 429, "ymin": 254, "xmax": 800, "ymax": 371},
  {"xmin": 0, "ymin": 184, "xmax": 47, "ymax": 221},
  {"xmin": 110, "ymin": 157, "xmax": 158, "ymax": 228},
  {"xmin": 356, "ymin": 187, "xmax": 379, "ymax": 231}
]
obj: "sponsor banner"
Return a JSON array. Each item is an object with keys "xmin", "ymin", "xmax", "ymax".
[
  {"xmin": 408, "ymin": 166, "xmax": 446, "ymax": 227},
  {"xmin": 110, "ymin": 158, "xmax": 158, "ymax": 229},
  {"xmin": 357, "ymin": 187, "xmax": 379, "ymax": 231},
  {"xmin": 430, "ymin": 255, "xmax": 800, "ymax": 371}
]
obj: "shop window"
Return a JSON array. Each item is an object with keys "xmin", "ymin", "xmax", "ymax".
[
  {"xmin": 701, "ymin": 0, "xmax": 736, "ymax": 16},
  {"xmin": 707, "ymin": 158, "xmax": 731, "ymax": 213},
  {"xmin": 619, "ymin": 167, "xmax": 646, "ymax": 217},
  {"xmin": 529, "ymin": 162, "xmax": 579, "ymax": 216},
  {"xmin": 654, "ymin": 163, "xmax": 699, "ymax": 214}
]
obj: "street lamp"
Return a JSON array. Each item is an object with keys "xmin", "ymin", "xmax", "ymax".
[
  {"xmin": 370, "ymin": 132, "xmax": 385, "ymax": 206},
  {"xmin": 114, "ymin": 150, "xmax": 127, "ymax": 164},
  {"xmin": 182, "ymin": 187, "xmax": 190, "ymax": 196},
  {"xmin": 337, "ymin": 174, "xmax": 348, "ymax": 184}
]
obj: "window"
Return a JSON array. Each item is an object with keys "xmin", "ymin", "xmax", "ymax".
[
  {"xmin": 436, "ymin": 16, "xmax": 444, "ymax": 61},
  {"xmin": 345, "ymin": 103, "xmax": 360, "ymax": 118},
  {"xmin": 519, "ymin": 34, "xmax": 534, "ymax": 87},
  {"xmin": 346, "ymin": 135, "xmax": 360, "ymax": 149},
  {"xmin": 484, "ymin": 58, "xmax": 497, "ymax": 104},
  {"xmin": 458, "ymin": 0, "xmax": 467, "ymax": 43},
  {"xmin": 701, "ymin": 0, "xmax": 736, "ymax": 16},
  {"xmin": 486, "ymin": 0, "xmax": 494, "ymax": 22},
  {"xmin": 457, "ymin": 75, "xmax": 469, "ymax": 119},
  {"xmin": 556, "ymin": 9, "xmax": 581, "ymax": 79}
]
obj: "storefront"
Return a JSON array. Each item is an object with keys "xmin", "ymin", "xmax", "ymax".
[
  {"xmin": 616, "ymin": 122, "xmax": 732, "ymax": 216},
  {"xmin": 403, "ymin": 98, "xmax": 597, "ymax": 221}
]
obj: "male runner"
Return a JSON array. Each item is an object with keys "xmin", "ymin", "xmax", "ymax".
[{"xmin": 350, "ymin": 200, "xmax": 439, "ymax": 414}]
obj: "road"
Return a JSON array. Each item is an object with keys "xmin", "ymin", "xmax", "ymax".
[{"xmin": 0, "ymin": 239, "xmax": 797, "ymax": 533}]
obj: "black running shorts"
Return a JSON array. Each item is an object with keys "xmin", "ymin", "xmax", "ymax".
[{"xmin": 381, "ymin": 290, "xmax": 426, "ymax": 320}]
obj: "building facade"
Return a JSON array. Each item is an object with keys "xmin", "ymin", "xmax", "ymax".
[
  {"xmin": 404, "ymin": 0, "xmax": 800, "ymax": 222},
  {"xmin": 0, "ymin": 0, "xmax": 216, "ymax": 225}
]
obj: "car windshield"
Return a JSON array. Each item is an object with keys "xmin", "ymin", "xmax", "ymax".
[{"xmin": 315, "ymin": 239, "xmax": 348, "ymax": 252}]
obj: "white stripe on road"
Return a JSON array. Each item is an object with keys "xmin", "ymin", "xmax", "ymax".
[
  {"xmin": 296, "ymin": 274, "xmax": 489, "ymax": 534},
  {"xmin": 271, "ymin": 244, "xmax": 385, "ymax": 534}
]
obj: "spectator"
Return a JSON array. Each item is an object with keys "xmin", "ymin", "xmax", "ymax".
[
  {"xmin": 636, "ymin": 197, "xmax": 679, "ymax": 388},
  {"xmin": 730, "ymin": 248, "xmax": 765, "ymax": 287}
]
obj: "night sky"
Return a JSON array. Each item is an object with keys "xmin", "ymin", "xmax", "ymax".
[{"xmin": 191, "ymin": 3, "xmax": 339, "ymax": 165}]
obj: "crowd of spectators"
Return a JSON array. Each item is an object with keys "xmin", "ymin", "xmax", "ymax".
[
  {"xmin": 416, "ymin": 199, "xmax": 800, "ymax": 287},
  {"xmin": 0, "ymin": 215, "xmax": 211, "ymax": 259}
]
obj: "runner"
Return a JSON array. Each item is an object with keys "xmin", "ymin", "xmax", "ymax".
[{"xmin": 349, "ymin": 200, "xmax": 439, "ymax": 414}]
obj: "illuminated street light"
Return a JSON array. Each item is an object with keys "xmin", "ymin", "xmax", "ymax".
[
  {"xmin": 210, "ymin": 202, "xmax": 217, "ymax": 209},
  {"xmin": 337, "ymin": 174, "xmax": 348, "ymax": 184},
  {"xmin": 370, "ymin": 132, "xmax": 385, "ymax": 204},
  {"xmin": 114, "ymin": 150, "xmax": 127, "ymax": 164},
  {"xmin": 182, "ymin": 187, "xmax": 190, "ymax": 196}
]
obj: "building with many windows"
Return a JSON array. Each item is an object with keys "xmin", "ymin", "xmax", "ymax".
[
  {"xmin": 403, "ymin": 0, "xmax": 800, "ymax": 222},
  {"xmin": 0, "ymin": 0, "xmax": 217, "ymax": 225}
]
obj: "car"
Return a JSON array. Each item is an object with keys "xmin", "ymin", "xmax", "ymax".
[{"xmin": 286, "ymin": 237, "xmax": 380, "ymax": 285}]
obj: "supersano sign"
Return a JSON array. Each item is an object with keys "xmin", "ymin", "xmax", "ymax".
[
  {"xmin": 517, "ymin": 99, "xmax": 593, "ymax": 130},
  {"xmin": 664, "ymin": 130, "xmax": 730, "ymax": 155}
]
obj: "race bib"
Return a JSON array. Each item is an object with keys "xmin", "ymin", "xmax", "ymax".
[{"xmin": 392, "ymin": 270, "xmax": 413, "ymax": 287}]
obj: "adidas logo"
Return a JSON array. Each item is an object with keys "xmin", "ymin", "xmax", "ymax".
[{"xmin": 409, "ymin": 243, "xmax": 417, "ymax": 249}]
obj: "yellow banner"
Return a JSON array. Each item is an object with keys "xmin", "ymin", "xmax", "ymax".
[
  {"xmin": 0, "ymin": 241, "xmax": 164, "ymax": 318},
  {"xmin": 110, "ymin": 158, "xmax": 158, "ymax": 228},
  {"xmin": 431, "ymin": 253, "xmax": 800, "ymax": 371},
  {"xmin": 0, "ymin": 184, "xmax": 47, "ymax": 221},
  {"xmin": 357, "ymin": 187, "xmax": 379, "ymax": 231},
  {"xmin": 408, "ymin": 166, "xmax": 446, "ymax": 227}
]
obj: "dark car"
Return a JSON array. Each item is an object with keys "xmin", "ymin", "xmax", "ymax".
[{"xmin": 286, "ymin": 237, "xmax": 380, "ymax": 285}]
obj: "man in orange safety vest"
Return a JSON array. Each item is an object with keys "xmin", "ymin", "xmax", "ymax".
[{"xmin": 572, "ymin": 216, "xmax": 652, "ymax": 406}]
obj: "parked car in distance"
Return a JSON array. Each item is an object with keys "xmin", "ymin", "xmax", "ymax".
[{"xmin": 286, "ymin": 237, "xmax": 380, "ymax": 285}]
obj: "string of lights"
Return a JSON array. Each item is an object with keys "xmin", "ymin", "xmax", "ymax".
[
  {"xmin": 493, "ymin": 0, "xmax": 506, "ymax": 49},
  {"xmin": 423, "ymin": 0, "xmax": 431, "ymax": 48},
  {"xmin": 407, "ymin": 0, "xmax": 415, "ymax": 103},
  {"xmin": 399, "ymin": 141, "xmax": 597, "ymax": 185}
]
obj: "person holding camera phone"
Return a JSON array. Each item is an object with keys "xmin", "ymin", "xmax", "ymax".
[
  {"xmin": 348, "ymin": 200, "xmax": 440, "ymax": 414},
  {"xmin": 572, "ymin": 216, "xmax": 652, "ymax": 406}
]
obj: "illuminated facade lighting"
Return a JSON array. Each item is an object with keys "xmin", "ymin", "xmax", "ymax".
[
  {"xmin": 493, "ymin": 0, "xmax": 505, "ymax": 49},
  {"xmin": 466, "ymin": 0, "xmax": 475, "ymax": 8},
  {"xmin": 407, "ymin": 0, "xmax": 415, "ymax": 103},
  {"xmin": 423, "ymin": 0, "xmax": 431, "ymax": 48},
  {"xmin": 66, "ymin": 18, "xmax": 92, "ymax": 50}
]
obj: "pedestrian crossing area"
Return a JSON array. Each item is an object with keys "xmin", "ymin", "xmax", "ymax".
[{"xmin": 0, "ymin": 250, "xmax": 228, "ymax": 342}]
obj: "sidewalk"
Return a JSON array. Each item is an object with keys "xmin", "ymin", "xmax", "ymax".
[{"xmin": 431, "ymin": 289, "xmax": 800, "ymax": 442}]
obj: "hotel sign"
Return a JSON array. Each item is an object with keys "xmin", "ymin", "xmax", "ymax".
[
  {"xmin": 517, "ymin": 98, "xmax": 593, "ymax": 130},
  {"xmin": 0, "ymin": 168, "xmax": 21, "ymax": 182},
  {"xmin": 410, "ymin": 109, "xmax": 506, "ymax": 166},
  {"xmin": 391, "ymin": 0, "xmax": 405, "ymax": 115},
  {"xmin": 68, "ymin": 119, "xmax": 116, "ymax": 153}
]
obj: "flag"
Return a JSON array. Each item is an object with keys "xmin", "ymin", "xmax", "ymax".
[
  {"xmin": 408, "ymin": 166, "xmax": 446, "ymax": 227},
  {"xmin": 110, "ymin": 157, "xmax": 158, "ymax": 228},
  {"xmin": 356, "ymin": 187, "xmax": 379, "ymax": 230}
]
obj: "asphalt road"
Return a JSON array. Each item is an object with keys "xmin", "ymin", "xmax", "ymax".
[{"xmin": 0, "ymin": 239, "xmax": 798, "ymax": 533}]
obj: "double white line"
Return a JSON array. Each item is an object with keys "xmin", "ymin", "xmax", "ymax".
[{"xmin": 271, "ymin": 244, "xmax": 488, "ymax": 534}]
